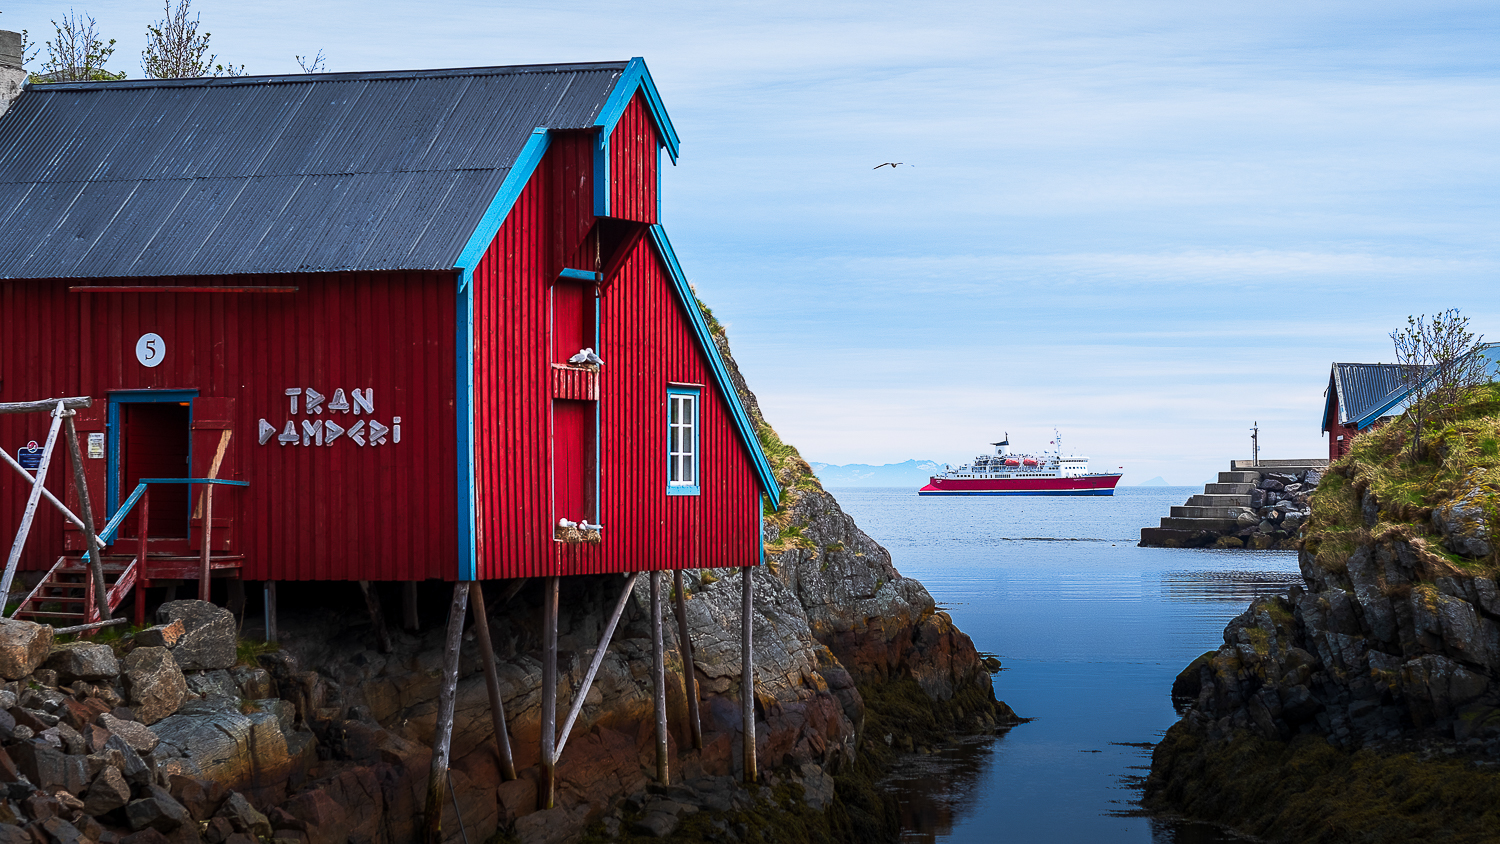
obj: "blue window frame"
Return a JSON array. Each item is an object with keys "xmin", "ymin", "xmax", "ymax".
[
  {"xmin": 667, "ymin": 386, "xmax": 699, "ymax": 496},
  {"xmin": 106, "ymin": 390, "xmax": 198, "ymax": 516}
]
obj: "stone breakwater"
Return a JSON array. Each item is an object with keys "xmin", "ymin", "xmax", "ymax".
[{"xmin": 1141, "ymin": 466, "xmax": 1323, "ymax": 550}]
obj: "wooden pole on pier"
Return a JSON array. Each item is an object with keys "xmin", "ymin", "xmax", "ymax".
[
  {"xmin": 62, "ymin": 414, "xmax": 109, "ymax": 622},
  {"xmin": 672, "ymin": 569, "xmax": 702, "ymax": 749},
  {"xmin": 540, "ymin": 576, "xmax": 559, "ymax": 809},
  {"xmin": 264, "ymin": 581, "xmax": 278, "ymax": 644},
  {"xmin": 403, "ymin": 581, "xmax": 421, "ymax": 631},
  {"xmin": 358, "ymin": 580, "xmax": 393, "ymax": 654},
  {"xmin": 423, "ymin": 581, "xmax": 470, "ymax": 844},
  {"xmin": 651, "ymin": 571, "xmax": 670, "ymax": 784},
  {"xmin": 467, "ymin": 584, "xmax": 516, "ymax": 781},
  {"xmin": 741, "ymin": 565, "xmax": 756, "ymax": 783}
]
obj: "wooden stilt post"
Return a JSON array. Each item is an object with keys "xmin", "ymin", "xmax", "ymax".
[
  {"xmin": 136, "ymin": 492, "xmax": 150, "ymax": 626},
  {"xmin": 264, "ymin": 581, "xmax": 278, "ymax": 644},
  {"xmin": 358, "ymin": 580, "xmax": 393, "ymax": 654},
  {"xmin": 424, "ymin": 581, "xmax": 470, "ymax": 844},
  {"xmin": 403, "ymin": 581, "xmax": 420, "ymax": 631},
  {"xmin": 468, "ymin": 585, "xmax": 516, "ymax": 781},
  {"xmin": 672, "ymin": 569, "xmax": 702, "ymax": 750},
  {"xmin": 742, "ymin": 566, "xmax": 756, "ymax": 783},
  {"xmin": 197, "ymin": 485, "xmax": 214, "ymax": 602},
  {"xmin": 554, "ymin": 573, "xmax": 639, "ymax": 760},
  {"xmin": 540, "ymin": 576, "xmax": 559, "ymax": 810},
  {"xmin": 651, "ymin": 570, "xmax": 669, "ymax": 784},
  {"xmin": 62, "ymin": 415, "xmax": 109, "ymax": 622},
  {"xmin": 227, "ymin": 578, "xmax": 246, "ymax": 620}
]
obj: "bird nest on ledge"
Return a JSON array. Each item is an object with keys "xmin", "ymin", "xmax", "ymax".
[{"xmin": 555, "ymin": 524, "xmax": 602, "ymax": 544}]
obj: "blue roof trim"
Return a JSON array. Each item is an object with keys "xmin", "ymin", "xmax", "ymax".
[
  {"xmin": 594, "ymin": 57, "xmax": 680, "ymax": 163},
  {"xmin": 455, "ymin": 128, "xmax": 553, "ymax": 291},
  {"xmin": 646, "ymin": 225, "xmax": 780, "ymax": 508},
  {"xmin": 560, "ymin": 268, "xmax": 603, "ymax": 282},
  {"xmin": 453, "ymin": 126, "xmax": 552, "ymax": 580}
]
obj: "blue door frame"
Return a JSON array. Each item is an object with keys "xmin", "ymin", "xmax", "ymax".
[{"xmin": 106, "ymin": 390, "xmax": 198, "ymax": 518}]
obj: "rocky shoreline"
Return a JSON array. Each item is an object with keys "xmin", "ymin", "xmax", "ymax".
[
  {"xmin": 0, "ymin": 314, "xmax": 1014, "ymax": 844},
  {"xmin": 1145, "ymin": 391, "xmax": 1500, "ymax": 842}
]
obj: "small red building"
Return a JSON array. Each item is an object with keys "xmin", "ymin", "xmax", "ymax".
[
  {"xmin": 1321, "ymin": 362, "xmax": 1411, "ymax": 461},
  {"xmin": 0, "ymin": 60, "xmax": 779, "ymax": 594}
]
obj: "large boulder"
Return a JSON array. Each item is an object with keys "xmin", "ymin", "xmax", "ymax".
[
  {"xmin": 0, "ymin": 618, "xmax": 54, "ymax": 679},
  {"xmin": 1432, "ymin": 486, "xmax": 1494, "ymax": 559},
  {"xmin": 44, "ymin": 642, "xmax": 120, "ymax": 683},
  {"xmin": 122, "ymin": 647, "xmax": 187, "ymax": 725},
  {"xmin": 156, "ymin": 601, "xmax": 237, "ymax": 670}
]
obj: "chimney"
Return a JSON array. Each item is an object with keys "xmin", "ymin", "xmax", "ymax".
[{"xmin": 1, "ymin": 30, "xmax": 25, "ymax": 121}]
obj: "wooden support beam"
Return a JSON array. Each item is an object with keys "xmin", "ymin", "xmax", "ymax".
[
  {"xmin": 2, "ymin": 402, "xmax": 65, "ymax": 611},
  {"xmin": 264, "ymin": 581, "xmax": 278, "ymax": 644},
  {"xmin": 68, "ymin": 286, "xmax": 299, "ymax": 294},
  {"xmin": 227, "ymin": 578, "xmax": 246, "ymax": 619},
  {"xmin": 540, "ymin": 576, "xmax": 559, "ymax": 810},
  {"xmin": 136, "ymin": 493, "xmax": 150, "ymax": 626},
  {"xmin": 742, "ymin": 566, "xmax": 756, "ymax": 783},
  {"xmin": 554, "ymin": 572, "xmax": 638, "ymax": 760},
  {"xmin": 499, "ymin": 577, "xmax": 528, "ymax": 608},
  {"xmin": 403, "ymin": 581, "xmax": 420, "ymax": 631},
  {"xmin": 468, "ymin": 585, "xmax": 516, "ymax": 781},
  {"xmin": 651, "ymin": 571, "xmax": 669, "ymax": 784},
  {"xmin": 197, "ymin": 486, "xmax": 214, "ymax": 602},
  {"xmin": 0, "ymin": 397, "xmax": 91, "ymax": 415},
  {"xmin": 673, "ymin": 570, "xmax": 702, "ymax": 750},
  {"xmin": 63, "ymin": 415, "xmax": 109, "ymax": 623},
  {"xmin": 423, "ymin": 581, "xmax": 470, "ymax": 844},
  {"xmin": 358, "ymin": 580, "xmax": 393, "ymax": 654}
]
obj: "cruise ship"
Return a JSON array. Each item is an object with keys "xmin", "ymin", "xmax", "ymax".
[{"xmin": 918, "ymin": 433, "xmax": 1122, "ymax": 496}]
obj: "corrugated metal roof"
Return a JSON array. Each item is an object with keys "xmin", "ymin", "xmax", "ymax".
[
  {"xmin": 0, "ymin": 63, "xmax": 628, "ymax": 279},
  {"xmin": 1328, "ymin": 363, "xmax": 1411, "ymax": 429}
]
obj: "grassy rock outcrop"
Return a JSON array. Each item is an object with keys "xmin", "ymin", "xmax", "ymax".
[{"xmin": 1147, "ymin": 384, "xmax": 1500, "ymax": 842}]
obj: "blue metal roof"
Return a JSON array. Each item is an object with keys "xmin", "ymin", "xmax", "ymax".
[
  {"xmin": 1323, "ymin": 363, "xmax": 1415, "ymax": 432},
  {"xmin": 0, "ymin": 63, "xmax": 629, "ymax": 279}
]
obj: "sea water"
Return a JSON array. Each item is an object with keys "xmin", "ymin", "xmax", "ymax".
[{"xmin": 827, "ymin": 486, "xmax": 1303, "ymax": 843}]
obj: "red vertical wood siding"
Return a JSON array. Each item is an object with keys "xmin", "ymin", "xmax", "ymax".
[
  {"xmin": 552, "ymin": 399, "xmax": 596, "ymax": 525},
  {"xmin": 471, "ymin": 157, "xmax": 760, "ymax": 576},
  {"xmin": 609, "ymin": 93, "xmax": 660, "ymax": 224},
  {"xmin": 0, "ymin": 273, "xmax": 457, "ymax": 580}
]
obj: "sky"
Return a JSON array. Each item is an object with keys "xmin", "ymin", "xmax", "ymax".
[{"xmin": 4, "ymin": 0, "xmax": 1499, "ymax": 485}]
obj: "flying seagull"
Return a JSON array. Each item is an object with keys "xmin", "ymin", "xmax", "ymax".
[{"xmin": 873, "ymin": 162, "xmax": 906, "ymax": 169}]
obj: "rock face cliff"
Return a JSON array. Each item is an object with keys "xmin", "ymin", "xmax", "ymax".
[{"xmin": 1147, "ymin": 385, "xmax": 1500, "ymax": 842}]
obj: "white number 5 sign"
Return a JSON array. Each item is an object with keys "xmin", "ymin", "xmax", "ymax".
[{"xmin": 135, "ymin": 333, "xmax": 165, "ymax": 368}]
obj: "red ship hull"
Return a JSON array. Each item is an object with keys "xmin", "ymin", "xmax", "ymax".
[{"xmin": 918, "ymin": 474, "xmax": 1122, "ymax": 496}]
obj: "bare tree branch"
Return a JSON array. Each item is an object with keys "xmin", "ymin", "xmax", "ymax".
[
  {"xmin": 295, "ymin": 50, "xmax": 326, "ymax": 74},
  {"xmin": 33, "ymin": 9, "xmax": 124, "ymax": 82},
  {"xmin": 141, "ymin": 0, "xmax": 240, "ymax": 78},
  {"xmin": 1390, "ymin": 309, "xmax": 1487, "ymax": 463}
]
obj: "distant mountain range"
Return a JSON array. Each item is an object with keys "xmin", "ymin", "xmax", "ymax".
[
  {"xmin": 1137, "ymin": 476, "xmax": 1169, "ymax": 486},
  {"xmin": 809, "ymin": 460, "xmax": 943, "ymax": 487}
]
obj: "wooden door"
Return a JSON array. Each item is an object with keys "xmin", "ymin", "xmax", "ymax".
[
  {"xmin": 189, "ymin": 398, "xmax": 237, "ymax": 553},
  {"xmin": 63, "ymin": 404, "xmax": 107, "ymax": 551},
  {"xmin": 122, "ymin": 402, "xmax": 191, "ymax": 538}
]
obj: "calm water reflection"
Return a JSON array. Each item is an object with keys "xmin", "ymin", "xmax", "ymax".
[{"xmin": 830, "ymin": 486, "xmax": 1297, "ymax": 843}]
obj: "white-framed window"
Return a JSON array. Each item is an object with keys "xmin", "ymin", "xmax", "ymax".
[{"xmin": 668, "ymin": 387, "xmax": 699, "ymax": 495}]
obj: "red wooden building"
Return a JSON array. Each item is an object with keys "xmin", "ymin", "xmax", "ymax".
[{"xmin": 0, "ymin": 60, "xmax": 779, "ymax": 595}]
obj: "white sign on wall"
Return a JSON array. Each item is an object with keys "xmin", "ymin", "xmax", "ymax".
[
  {"xmin": 257, "ymin": 387, "xmax": 402, "ymax": 448},
  {"xmin": 135, "ymin": 333, "xmax": 165, "ymax": 368}
]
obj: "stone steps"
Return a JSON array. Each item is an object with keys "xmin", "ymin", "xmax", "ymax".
[
  {"xmin": 1205, "ymin": 483, "xmax": 1256, "ymax": 494},
  {"xmin": 1188, "ymin": 494, "xmax": 1252, "ymax": 507},
  {"xmin": 1158, "ymin": 516, "xmax": 1244, "ymax": 531},
  {"xmin": 1170, "ymin": 505, "xmax": 1254, "ymax": 519},
  {"xmin": 1218, "ymin": 471, "xmax": 1260, "ymax": 483}
]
